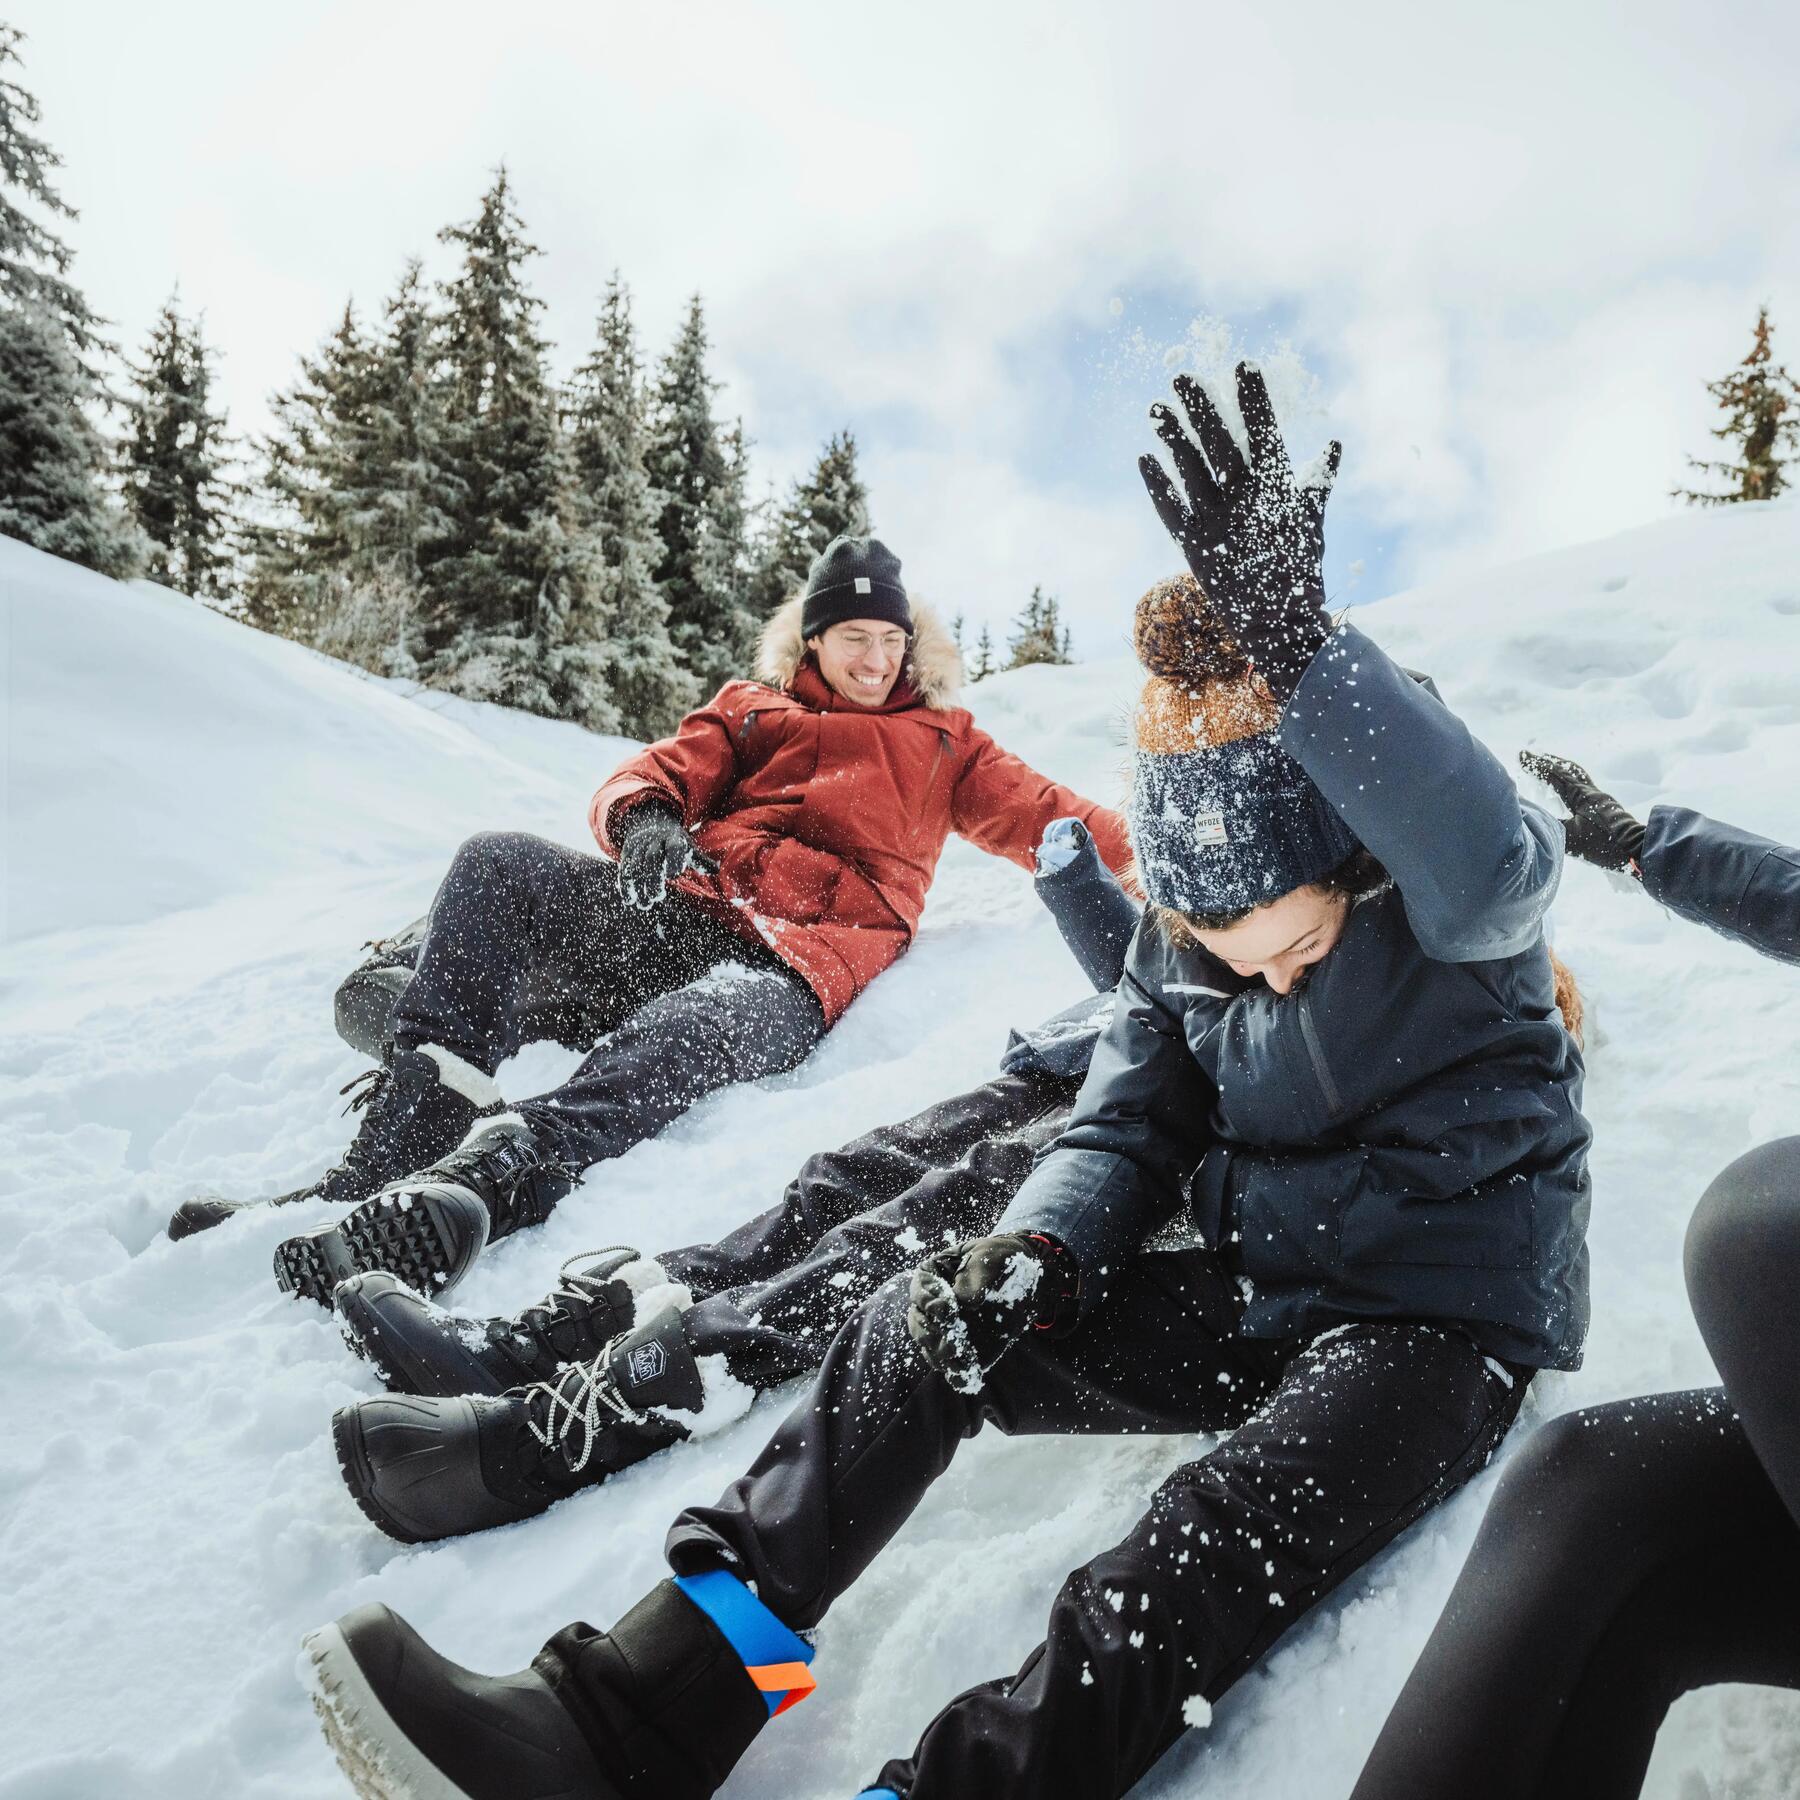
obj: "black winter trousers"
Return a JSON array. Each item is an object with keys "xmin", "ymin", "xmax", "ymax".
[
  {"xmin": 391, "ymin": 831, "xmax": 826, "ymax": 1173},
  {"xmin": 658, "ymin": 1071, "xmax": 1079, "ymax": 1393},
  {"xmin": 1351, "ymin": 1135, "xmax": 1800, "ymax": 1800},
  {"xmin": 666, "ymin": 1254, "xmax": 1527, "ymax": 1799}
]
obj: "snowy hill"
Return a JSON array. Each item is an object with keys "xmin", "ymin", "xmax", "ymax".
[{"xmin": 3, "ymin": 509, "xmax": 1799, "ymax": 1799}]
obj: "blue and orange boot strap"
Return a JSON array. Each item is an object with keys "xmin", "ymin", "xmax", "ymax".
[{"xmin": 673, "ymin": 1569, "xmax": 817, "ymax": 1717}]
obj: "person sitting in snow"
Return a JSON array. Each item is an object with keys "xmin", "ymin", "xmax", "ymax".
[
  {"xmin": 1349, "ymin": 763, "xmax": 1799, "ymax": 1800},
  {"xmin": 166, "ymin": 536, "xmax": 1134, "ymax": 1310},
  {"xmin": 293, "ymin": 364, "xmax": 1592, "ymax": 1800},
  {"xmin": 323, "ymin": 814, "xmax": 1141, "ymax": 1542}
]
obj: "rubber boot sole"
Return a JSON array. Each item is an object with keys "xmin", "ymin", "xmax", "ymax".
[
  {"xmin": 301, "ymin": 1620, "xmax": 477, "ymax": 1800},
  {"xmin": 275, "ymin": 1185, "xmax": 487, "ymax": 1309},
  {"xmin": 299, "ymin": 1609, "xmax": 623, "ymax": 1800}
]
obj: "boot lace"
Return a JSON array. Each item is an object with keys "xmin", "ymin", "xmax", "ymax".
[
  {"xmin": 338, "ymin": 1066, "xmax": 391, "ymax": 1117},
  {"xmin": 481, "ymin": 1141, "xmax": 585, "ymax": 1235},
  {"xmin": 524, "ymin": 1334, "xmax": 644, "ymax": 1474},
  {"xmin": 325, "ymin": 1067, "xmax": 394, "ymax": 1188},
  {"xmin": 513, "ymin": 1248, "xmax": 639, "ymax": 1335}
]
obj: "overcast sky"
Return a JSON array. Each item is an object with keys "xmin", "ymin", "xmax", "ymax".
[{"xmin": 24, "ymin": 0, "xmax": 1800, "ymax": 655}]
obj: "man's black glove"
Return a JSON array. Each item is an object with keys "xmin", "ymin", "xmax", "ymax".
[
  {"xmin": 1138, "ymin": 362, "xmax": 1342, "ymax": 704},
  {"xmin": 906, "ymin": 1232, "xmax": 1076, "ymax": 1393},
  {"xmin": 1519, "ymin": 751, "xmax": 1646, "ymax": 873},
  {"xmin": 615, "ymin": 802, "xmax": 719, "ymax": 909}
]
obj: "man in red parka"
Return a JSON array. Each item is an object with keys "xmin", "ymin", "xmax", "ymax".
[{"xmin": 170, "ymin": 538, "xmax": 1132, "ymax": 1303}]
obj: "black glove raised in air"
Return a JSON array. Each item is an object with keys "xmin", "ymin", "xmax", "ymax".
[
  {"xmin": 614, "ymin": 803, "xmax": 719, "ymax": 909},
  {"xmin": 906, "ymin": 1232, "xmax": 1077, "ymax": 1393},
  {"xmin": 1519, "ymin": 751, "xmax": 1646, "ymax": 873},
  {"xmin": 1139, "ymin": 361, "xmax": 1342, "ymax": 704}
]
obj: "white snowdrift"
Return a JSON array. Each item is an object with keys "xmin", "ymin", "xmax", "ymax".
[{"xmin": 2, "ymin": 505, "xmax": 1798, "ymax": 1798}]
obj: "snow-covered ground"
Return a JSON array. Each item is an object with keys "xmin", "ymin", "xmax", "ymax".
[{"xmin": 3, "ymin": 509, "xmax": 1799, "ymax": 1799}]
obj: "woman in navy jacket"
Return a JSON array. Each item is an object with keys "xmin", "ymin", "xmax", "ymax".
[
  {"xmin": 292, "ymin": 370, "xmax": 1591, "ymax": 1800},
  {"xmin": 1351, "ymin": 756, "xmax": 1800, "ymax": 1800}
]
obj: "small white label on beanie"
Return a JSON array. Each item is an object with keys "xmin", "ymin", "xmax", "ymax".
[
  {"xmin": 855, "ymin": 576, "xmax": 873, "ymax": 594},
  {"xmin": 1195, "ymin": 810, "xmax": 1228, "ymax": 846}
]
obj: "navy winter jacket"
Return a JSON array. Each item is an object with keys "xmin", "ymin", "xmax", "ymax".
[
  {"xmin": 1639, "ymin": 807, "xmax": 1800, "ymax": 966},
  {"xmin": 1000, "ymin": 624, "xmax": 1592, "ymax": 1371}
]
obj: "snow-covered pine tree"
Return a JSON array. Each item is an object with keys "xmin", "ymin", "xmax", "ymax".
[
  {"xmin": 0, "ymin": 26, "xmax": 106, "ymax": 370},
  {"xmin": 0, "ymin": 26, "xmax": 139, "ymax": 573},
  {"xmin": 970, "ymin": 621, "xmax": 995, "ymax": 682},
  {"xmin": 351, "ymin": 260, "xmax": 447, "ymax": 590},
  {"xmin": 746, "ymin": 428, "xmax": 873, "ymax": 618},
  {"xmin": 121, "ymin": 295, "xmax": 237, "ymax": 600},
  {"xmin": 244, "ymin": 301, "xmax": 377, "ymax": 640},
  {"xmin": 566, "ymin": 273, "xmax": 697, "ymax": 737},
  {"xmin": 1006, "ymin": 584, "xmax": 1073, "ymax": 668},
  {"xmin": 695, "ymin": 415, "xmax": 756, "ymax": 686},
  {"xmin": 0, "ymin": 301, "xmax": 141, "ymax": 573},
  {"xmin": 422, "ymin": 169, "xmax": 606, "ymax": 725},
  {"xmin": 1676, "ymin": 308, "xmax": 1800, "ymax": 506},
  {"xmin": 645, "ymin": 295, "xmax": 750, "ymax": 692}
]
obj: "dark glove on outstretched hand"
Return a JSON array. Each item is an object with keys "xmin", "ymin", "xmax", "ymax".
[
  {"xmin": 1138, "ymin": 362, "xmax": 1342, "ymax": 704},
  {"xmin": 906, "ymin": 1232, "xmax": 1076, "ymax": 1394},
  {"xmin": 615, "ymin": 802, "xmax": 719, "ymax": 909},
  {"xmin": 1519, "ymin": 751, "xmax": 1646, "ymax": 873}
]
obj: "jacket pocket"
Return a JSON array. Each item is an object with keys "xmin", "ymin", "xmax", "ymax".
[
  {"xmin": 1338, "ymin": 1149, "xmax": 1536, "ymax": 1272},
  {"xmin": 1232, "ymin": 1153, "xmax": 1345, "ymax": 1284}
]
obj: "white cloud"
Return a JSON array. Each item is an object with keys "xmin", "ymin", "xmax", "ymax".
[{"xmin": 23, "ymin": 0, "xmax": 1800, "ymax": 641}]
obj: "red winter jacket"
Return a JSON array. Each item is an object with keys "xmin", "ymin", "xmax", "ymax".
[{"xmin": 590, "ymin": 600, "xmax": 1134, "ymax": 1025}]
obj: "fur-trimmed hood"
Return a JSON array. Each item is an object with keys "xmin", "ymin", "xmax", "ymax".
[{"xmin": 755, "ymin": 596, "xmax": 964, "ymax": 710}]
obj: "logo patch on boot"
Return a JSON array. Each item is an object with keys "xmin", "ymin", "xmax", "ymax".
[{"xmin": 627, "ymin": 1340, "xmax": 668, "ymax": 1390}]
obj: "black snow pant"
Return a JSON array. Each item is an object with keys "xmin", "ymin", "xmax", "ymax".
[
  {"xmin": 657, "ymin": 1070, "xmax": 1080, "ymax": 1392},
  {"xmin": 1351, "ymin": 1135, "xmax": 1800, "ymax": 1800},
  {"xmin": 665, "ymin": 1251, "xmax": 1528, "ymax": 1800},
  {"xmin": 391, "ymin": 831, "xmax": 826, "ymax": 1174}
]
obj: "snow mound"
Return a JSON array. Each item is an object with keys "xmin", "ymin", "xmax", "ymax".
[{"xmin": 2, "ymin": 503, "xmax": 1798, "ymax": 1797}]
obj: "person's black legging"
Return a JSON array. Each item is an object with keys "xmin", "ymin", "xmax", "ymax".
[{"xmin": 1351, "ymin": 1135, "xmax": 1800, "ymax": 1800}]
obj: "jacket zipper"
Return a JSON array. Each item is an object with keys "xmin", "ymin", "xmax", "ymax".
[{"xmin": 1296, "ymin": 991, "xmax": 1345, "ymax": 1119}]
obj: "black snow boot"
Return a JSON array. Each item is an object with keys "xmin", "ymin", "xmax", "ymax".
[
  {"xmin": 334, "ymin": 1248, "xmax": 690, "ymax": 1398},
  {"xmin": 275, "ymin": 1114, "xmax": 576, "ymax": 1308},
  {"xmin": 303, "ymin": 1577, "xmax": 775, "ymax": 1800},
  {"xmin": 333, "ymin": 1308, "xmax": 703, "ymax": 1543},
  {"xmin": 169, "ymin": 1046, "xmax": 490, "ymax": 1244},
  {"xmin": 332, "ymin": 916, "xmax": 427, "ymax": 1063}
]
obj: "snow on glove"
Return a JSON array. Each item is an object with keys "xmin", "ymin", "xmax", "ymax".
[
  {"xmin": 1138, "ymin": 362, "xmax": 1342, "ymax": 705},
  {"xmin": 1519, "ymin": 750, "xmax": 1646, "ymax": 873},
  {"xmin": 906, "ymin": 1233, "xmax": 1076, "ymax": 1394},
  {"xmin": 615, "ymin": 803, "xmax": 720, "ymax": 909}
]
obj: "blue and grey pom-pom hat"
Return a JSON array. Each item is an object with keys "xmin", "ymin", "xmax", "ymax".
[{"xmin": 1128, "ymin": 575, "xmax": 1358, "ymax": 916}]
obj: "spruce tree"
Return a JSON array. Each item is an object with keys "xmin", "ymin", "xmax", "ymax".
[
  {"xmin": 121, "ymin": 294, "xmax": 237, "ymax": 599},
  {"xmin": 1676, "ymin": 307, "xmax": 1800, "ymax": 506},
  {"xmin": 0, "ymin": 26, "xmax": 105, "ymax": 367},
  {"xmin": 696, "ymin": 415, "xmax": 756, "ymax": 685},
  {"xmin": 0, "ymin": 301, "xmax": 140, "ymax": 573},
  {"xmin": 245, "ymin": 301, "xmax": 378, "ymax": 640},
  {"xmin": 567, "ymin": 273, "xmax": 696, "ymax": 737},
  {"xmin": 1006, "ymin": 585, "xmax": 1073, "ymax": 668},
  {"xmin": 0, "ymin": 26, "xmax": 138, "ymax": 574},
  {"xmin": 645, "ymin": 295, "xmax": 749, "ymax": 692},
  {"xmin": 423, "ymin": 169, "xmax": 602, "ymax": 723},
  {"xmin": 746, "ymin": 428, "xmax": 873, "ymax": 617},
  {"xmin": 970, "ymin": 622, "xmax": 995, "ymax": 682},
  {"xmin": 351, "ymin": 259, "xmax": 447, "ymax": 588}
]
